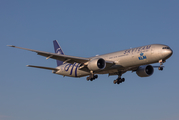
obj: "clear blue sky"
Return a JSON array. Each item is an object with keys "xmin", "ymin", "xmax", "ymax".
[{"xmin": 1, "ymin": 0, "xmax": 179, "ymax": 120}]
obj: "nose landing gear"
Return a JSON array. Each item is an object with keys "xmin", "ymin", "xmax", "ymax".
[
  {"xmin": 158, "ymin": 67, "xmax": 163, "ymax": 70},
  {"xmin": 158, "ymin": 59, "xmax": 165, "ymax": 71}
]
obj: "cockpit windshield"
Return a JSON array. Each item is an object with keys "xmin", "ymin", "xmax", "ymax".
[{"xmin": 162, "ymin": 47, "xmax": 170, "ymax": 49}]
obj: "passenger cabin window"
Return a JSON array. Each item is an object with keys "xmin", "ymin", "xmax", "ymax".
[{"xmin": 162, "ymin": 47, "xmax": 170, "ymax": 49}]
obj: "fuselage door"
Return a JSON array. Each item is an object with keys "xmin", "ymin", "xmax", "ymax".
[{"xmin": 151, "ymin": 46, "xmax": 154, "ymax": 54}]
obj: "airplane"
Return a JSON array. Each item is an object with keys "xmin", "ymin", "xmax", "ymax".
[{"xmin": 8, "ymin": 40, "xmax": 173, "ymax": 84}]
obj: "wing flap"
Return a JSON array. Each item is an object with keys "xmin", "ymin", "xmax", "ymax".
[{"xmin": 106, "ymin": 60, "xmax": 115, "ymax": 68}]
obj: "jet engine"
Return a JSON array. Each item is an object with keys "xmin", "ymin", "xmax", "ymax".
[
  {"xmin": 87, "ymin": 58, "xmax": 106, "ymax": 71},
  {"xmin": 136, "ymin": 65, "xmax": 154, "ymax": 77}
]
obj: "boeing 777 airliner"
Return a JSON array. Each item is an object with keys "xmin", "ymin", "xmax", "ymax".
[{"xmin": 8, "ymin": 40, "xmax": 173, "ymax": 84}]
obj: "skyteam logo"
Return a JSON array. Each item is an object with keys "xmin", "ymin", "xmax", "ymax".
[
  {"xmin": 138, "ymin": 52, "xmax": 147, "ymax": 60},
  {"xmin": 56, "ymin": 48, "xmax": 64, "ymax": 55}
]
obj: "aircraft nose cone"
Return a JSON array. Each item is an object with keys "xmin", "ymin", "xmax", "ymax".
[
  {"xmin": 163, "ymin": 49, "xmax": 173, "ymax": 59},
  {"xmin": 168, "ymin": 49, "xmax": 173, "ymax": 56},
  {"xmin": 170, "ymin": 49, "xmax": 173, "ymax": 56}
]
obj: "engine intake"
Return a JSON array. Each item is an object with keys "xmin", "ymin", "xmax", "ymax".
[
  {"xmin": 136, "ymin": 65, "xmax": 154, "ymax": 77},
  {"xmin": 87, "ymin": 58, "xmax": 106, "ymax": 71}
]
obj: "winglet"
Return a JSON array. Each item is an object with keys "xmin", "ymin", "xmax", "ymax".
[{"xmin": 7, "ymin": 45, "xmax": 16, "ymax": 47}]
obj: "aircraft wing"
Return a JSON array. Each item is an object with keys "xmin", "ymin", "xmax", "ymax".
[{"xmin": 8, "ymin": 45, "xmax": 90, "ymax": 64}]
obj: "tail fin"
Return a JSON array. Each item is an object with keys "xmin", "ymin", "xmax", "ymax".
[{"xmin": 53, "ymin": 40, "xmax": 64, "ymax": 66}]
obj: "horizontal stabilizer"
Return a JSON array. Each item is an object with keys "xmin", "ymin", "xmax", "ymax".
[{"xmin": 27, "ymin": 65, "xmax": 59, "ymax": 71}]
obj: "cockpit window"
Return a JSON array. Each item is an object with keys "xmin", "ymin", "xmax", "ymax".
[{"xmin": 162, "ymin": 47, "xmax": 170, "ymax": 49}]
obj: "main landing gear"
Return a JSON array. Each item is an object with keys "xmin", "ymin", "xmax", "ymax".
[
  {"xmin": 86, "ymin": 71, "xmax": 125, "ymax": 84},
  {"xmin": 113, "ymin": 77, "xmax": 125, "ymax": 84},
  {"xmin": 113, "ymin": 73, "xmax": 125, "ymax": 84},
  {"xmin": 86, "ymin": 75, "xmax": 98, "ymax": 81},
  {"xmin": 86, "ymin": 71, "xmax": 98, "ymax": 81}
]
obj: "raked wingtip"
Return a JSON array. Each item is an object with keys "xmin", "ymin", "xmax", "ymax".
[{"xmin": 7, "ymin": 45, "xmax": 15, "ymax": 47}]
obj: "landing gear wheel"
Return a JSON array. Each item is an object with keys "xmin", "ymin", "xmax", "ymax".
[
  {"xmin": 113, "ymin": 80, "xmax": 117, "ymax": 84},
  {"xmin": 121, "ymin": 78, "xmax": 125, "ymax": 82},
  {"xmin": 86, "ymin": 74, "xmax": 98, "ymax": 81},
  {"xmin": 86, "ymin": 77, "xmax": 90, "ymax": 81},
  {"xmin": 90, "ymin": 78, "xmax": 94, "ymax": 81},
  {"xmin": 158, "ymin": 67, "xmax": 163, "ymax": 71},
  {"xmin": 116, "ymin": 79, "xmax": 121, "ymax": 84},
  {"xmin": 94, "ymin": 75, "xmax": 98, "ymax": 79},
  {"xmin": 113, "ymin": 77, "xmax": 125, "ymax": 85}
]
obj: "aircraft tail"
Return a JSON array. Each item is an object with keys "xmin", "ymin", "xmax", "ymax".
[{"xmin": 53, "ymin": 40, "xmax": 64, "ymax": 66}]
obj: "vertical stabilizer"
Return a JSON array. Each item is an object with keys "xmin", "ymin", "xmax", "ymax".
[{"xmin": 53, "ymin": 40, "xmax": 64, "ymax": 66}]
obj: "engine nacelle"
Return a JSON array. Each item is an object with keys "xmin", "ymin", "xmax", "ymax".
[
  {"xmin": 136, "ymin": 65, "xmax": 154, "ymax": 77},
  {"xmin": 87, "ymin": 58, "xmax": 106, "ymax": 71}
]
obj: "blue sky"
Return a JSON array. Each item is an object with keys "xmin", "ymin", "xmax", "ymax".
[{"xmin": 1, "ymin": 0, "xmax": 179, "ymax": 120}]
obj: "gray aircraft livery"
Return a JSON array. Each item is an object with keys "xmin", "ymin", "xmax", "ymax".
[{"xmin": 8, "ymin": 40, "xmax": 173, "ymax": 84}]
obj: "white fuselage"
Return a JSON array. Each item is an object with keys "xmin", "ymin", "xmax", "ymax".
[{"xmin": 54, "ymin": 44, "xmax": 172, "ymax": 77}]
